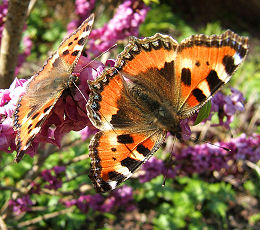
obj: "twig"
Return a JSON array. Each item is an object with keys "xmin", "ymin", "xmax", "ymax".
[
  {"xmin": 17, "ymin": 206, "xmax": 75, "ymax": 228},
  {"xmin": 0, "ymin": 216, "xmax": 8, "ymax": 230},
  {"xmin": 0, "ymin": 0, "xmax": 31, "ymax": 88}
]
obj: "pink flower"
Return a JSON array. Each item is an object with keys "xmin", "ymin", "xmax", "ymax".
[
  {"xmin": 88, "ymin": 0, "xmax": 149, "ymax": 55},
  {"xmin": 9, "ymin": 195, "xmax": 33, "ymax": 215},
  {"xmin": 0, "ymin": 78, "xmax": 27, "ymax": 153}
]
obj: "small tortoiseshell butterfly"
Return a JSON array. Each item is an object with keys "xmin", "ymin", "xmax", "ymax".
[
  {"xmin": 87, "ymin": 30, "xmax": 248, "ymax": 192},
  {"xmin": 13, "ymin": 14, "xmax": 95, "ymax": 162}
]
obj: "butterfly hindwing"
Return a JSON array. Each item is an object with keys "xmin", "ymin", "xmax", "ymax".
[
  {"xmin": 13, "ymin": 14, "xmax": 95, "ymax": 162},
  {"xmin": 89, "ymin": 130, "xmax": 166, "ymax": 192}
]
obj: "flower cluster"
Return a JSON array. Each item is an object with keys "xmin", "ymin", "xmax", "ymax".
[
  {"xmin": 139, "ymin": 157, "xmax": 175, "ymax": 183},
  {"xmin": 8, "ymin": 195, "xmax": 33, "ymax": 215},
  {"xmin": 75, "ymin": 0, "xmax": 95, "ymax": 21},
  {"xmin": 67, "ymin": 0, "xmax": 96, "ymax": 33},
  {"xmin": 0, "ymin": 78, "xmax": 27, "ymax": 153},
  {"xmin": 15, "ymin": 35, "xmax": 33, "ymax": 75},
  {"xmin": 210, "ymin": 88, "xmax": 245, "ymax": 128},
  {"xmin": 88, "ymin": 0, "xmax": 149, "ymax": 55},
  {"xmin": 41, "ymin": 166, "xmax": 66, "ymax": 190},
  {"xmin": 63, "ymin": 185, "xmax": 135, "ymax": 213},
  {"xmin": 140, "ymin": 134, "xmax": 260, "ymax": 183}
]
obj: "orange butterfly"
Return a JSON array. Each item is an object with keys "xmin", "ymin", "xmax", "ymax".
[
  {"xmin": 87, "ymin": 30, "xmax": 248, "ymax": 192},
  {"xmin": 13, "ymin": 14, "xmax": 95, "ymax": 162}
]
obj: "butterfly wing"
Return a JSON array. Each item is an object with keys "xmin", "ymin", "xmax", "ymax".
[
  {"xmin": 174, "ymin": 30, "xmax": 248, "ymax": 118},
  {"xmin": 13, "ymin": 14, "xmax": 95, "ymax": 162},
  {"xmin": 87, "ymin": 68, "xmax": 166, "ymax": 192},
  {"xmin": 87, "ymin": 68, "xmax": 157, "ymax": 131},
  {"xmin": 115, "ymin": 34, "xmax": 179, "ymax": 111},
  {"xmin": 89, "ymin": 130, "xmax": 166, "ymax": 192}
]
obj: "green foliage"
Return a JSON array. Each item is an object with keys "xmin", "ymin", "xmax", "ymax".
[
  {"xmin": 135, "ymin": 176, "xmax": 235, "ymax": 229},
  {"xmin": 194, "ymin": 101, "xmax": 211, "ymax": 125}
]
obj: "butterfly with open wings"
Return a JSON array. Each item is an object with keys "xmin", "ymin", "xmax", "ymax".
[{"xmin": 87, "ymin": 30, "xmax": 248, "ymax": 193}]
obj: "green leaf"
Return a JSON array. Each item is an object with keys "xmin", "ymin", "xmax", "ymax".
[
  {"xmin": 143, "ymin": 0, "xmax": 160, "ymax": 4},
  {"xmin": 193, "ymin": 101, "xmax": 211, "ymax": 125},
  {"xmin": 249, "ymin": 212, "xmax": 260, "ymax": 225}
]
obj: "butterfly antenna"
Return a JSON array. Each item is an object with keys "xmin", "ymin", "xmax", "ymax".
[
  {"xmin": 70, "ymin": 44, "xmax": 118, "ymax": 113},
  {"xmin": 77, "ymin": 44, "xmax": 117, "ymax": 73},
  {"xmin": 182, "ymin": 133, "xmax": 231, "ymax": 152},
  {"xmin": 73, "ymin": 81, "xmax": 88, "ymax": 103},
  {"xmin": 162, "ymin": 135, "xmax": 177, "ymax": 187}
]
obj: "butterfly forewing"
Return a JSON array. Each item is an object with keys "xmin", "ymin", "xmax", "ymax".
[
  {"xmin": 175, "ymin": 30, "xmax": 248, "ymax": 117},
  {"xmin": 13, "ymin": 14, "xmax": 95, "ymax": 162},
  {"xmin": 115, "ymin": 34, "xmax": 179, "ymax": 109}
]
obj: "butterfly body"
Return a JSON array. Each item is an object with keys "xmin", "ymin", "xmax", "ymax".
[
  {"xmin": 13, "ymin": 14, "xmax": 95, "ymax": 162},
  {"xmin": 87, "ymin": 30, "xmax": 248, "ymax": 193}
]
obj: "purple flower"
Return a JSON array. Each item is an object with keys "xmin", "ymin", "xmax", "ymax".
[
  {"xmin": 210, "ymin": 89, "xmax": 245, "ymax": 128},
  {"xmin": 15, "ymin": 35, "xmax": 33, "ymax": 75},
  {"xmin": 75, "ymin": 0, "xmax": 95, "ymax": 20},
  {"xmin": 41, "ymin": 167, "xmax": 65, "ymax": 190},
  {"xmin": 62, "ymin": 186, "xmax": 135, "ymax": 213},
  {"xmin": 172, "ymin": 133, "xmax": 260, "ymax": 177},
  {"xmin": 111, "ymin": 185, "xmax": 136, "ymax": 211},
  {"xmin": 139, "ymin": 157, "xmax": 165, "ymax": 183},
  {"xmin": 67, "ymin": 0, "xmax": 95, "ymax": 33},
  {"xmin": 53, "ymin": 166, "xmax": 66, "ymax": 174},
  {"xmin": 88, "ymin": 0, "xmax": 149, "ymax": 55},
  {"xmin": 9, "ymin": 195, "xmax": 33, "ymax": 215},
  {"xmin": 140, "ymin": 134, "xmax": 260, "ymax": 183}
]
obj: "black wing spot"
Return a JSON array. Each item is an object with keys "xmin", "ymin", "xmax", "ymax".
[
  {"xmin": 181, "ymin": 68, "xmax": 191, "ymax": 86},
  {"xmin": 195, "ymin": 61, "xmax": 200, "ymax": 67},
  {"xmin": 192, "ymin": 88, "xmax": 206, "ymax": 102},
  {"xmin": 68, "ymin": 42, "xmax": 73, "ymax": 46},
  {"xmin": 74, "ymin": 37, "xmax": 78, "ymax": 40},
  {"xmin": 71, "ymin": 50, "xmax": 79, "ymax": 56},
  {"xmin": 222, "ymin": 55, "xmax": 236, "ymax": 75},
  {"xmin": 108, "ymin": 171, "xmax": 125, "ymax": 182},
  {"xmin": 121, "ymin": 157, "xmax": 140, "ymax": 172},
  {"xmin": 43, "ymin": 106, "xmax": 52, "ymax": 113},
  {"xmin": 136, "ymin": 144, "xmax": 150, "ymax": 156},
  {"xmin": 112, "ymin": 157, "xmax": 116, "ymax": 161},
  {"xmin": 117, "ymin": 134, "xmax": 134, "ymax": 144},
  {"xmin": 206, "ymin": 61, "xmax": 210, "ymax": 66},
  {"xmin": 35, "ymin": 120, "xmax": 42, "ymax": 128},
  {"xmin": 31, "ymin": 112, "xmax": 40, "ymax": 120},
  {"xmin": 111, "ymin": 148, "xmax": 117, "ymax": 152},
  {"xmin": 63, "ymin": 50, "xmax": 69, "ymax": 55},
  {"xmin": 206, "ymin": 70, "xmax": 224, "ymax": 92},
  {"xmin": 78, "ymin": 37, "xmax": 85, "ymax": 45},
  {"xmin": 84, "ymin": 25, "xmax": 90, "ymax": 32}
]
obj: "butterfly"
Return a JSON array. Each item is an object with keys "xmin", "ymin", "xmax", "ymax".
[
  {"xmin": 87, "ymin": 30, "xmax": 249, "ymax": 193},
  {"xmin": 13, "ymin": 14, "xmax": 95, "ymax": 162}
]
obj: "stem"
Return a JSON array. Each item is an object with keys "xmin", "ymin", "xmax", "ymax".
[
  {"xmin": 17, "ymin": 206, "xmax": 75, "ymax": 228},
  {"xmin": 0, "ymin": 0, "xmax": 30, "ymax": 88}
]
